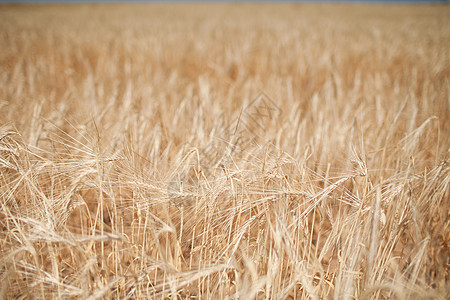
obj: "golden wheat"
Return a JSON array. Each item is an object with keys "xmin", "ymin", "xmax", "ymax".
[{"xmin": 0, "ymin": 3, "xmax": 449, "ymax": 299}]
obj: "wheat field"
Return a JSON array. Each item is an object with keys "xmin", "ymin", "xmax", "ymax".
[{"xmin": 0, "ymin": 3, "xmax": 449, "ymax": 299}]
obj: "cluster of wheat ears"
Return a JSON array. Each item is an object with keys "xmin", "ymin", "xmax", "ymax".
[{"xmin": 0, "ymin": 3, "xmax": 448, "ymax": 299}]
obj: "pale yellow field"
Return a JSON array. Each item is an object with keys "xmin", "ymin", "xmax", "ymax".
[{"xmin": 0, "ymin": 3, "xmax": 449, "ymax": 299}]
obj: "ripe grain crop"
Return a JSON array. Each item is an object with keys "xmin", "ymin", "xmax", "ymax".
[{"xmin": 0, "ymin": 3, "xmax": 449, "ymax": 299}]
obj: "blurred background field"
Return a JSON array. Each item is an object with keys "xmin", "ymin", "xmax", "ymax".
[{"xmin": 0, "ymin": 3, "xmax": 449, "ymax": 299}]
